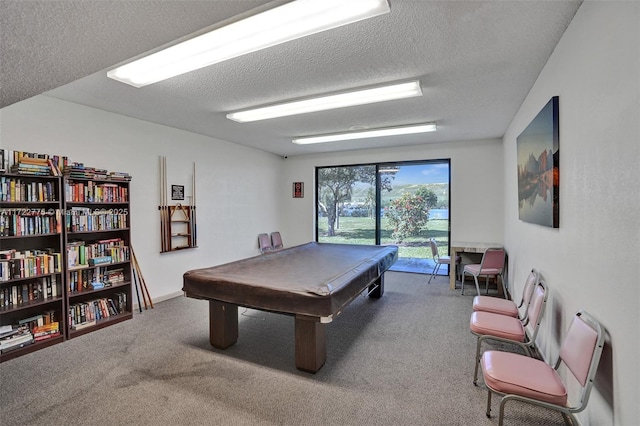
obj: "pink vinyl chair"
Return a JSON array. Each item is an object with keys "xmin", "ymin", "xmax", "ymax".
[
  {"xmin": 461, "ymin": 247, "xmax": 506, "ymax": 296},
  {"xmin": 480, "ymin": 310, "xmax": 604, "ymax": 426},
  {"xmin": 472, "ymin": 268, "xmax": 539, "ymax": 322},
  {"xmin": 270, "ymin": 231, "xmax": 284, "ymax": 250},
  {"xmin": 258, "ymin": 233, "xmax": 274, "ymax": 254},
  {"xmin": 470, "ymin": 278, "xmax": 547, "ymax": 385},
  {"xmin": 427, "ymin": 238, "xmax": 461, "ymax": 283}
]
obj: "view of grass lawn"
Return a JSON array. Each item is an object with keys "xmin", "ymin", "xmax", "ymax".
[{"xmin": 318, "ymin": 216, "xmax": 451, "ymax": 258}]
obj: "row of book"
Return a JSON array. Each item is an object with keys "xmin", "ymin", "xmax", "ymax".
[
  {"xmin": 63, "ymin": 163, "xmax": 131, "ymax": 182},
  {"xmin": 68, "ymin": 266, "xmax": 125, "ymax": 294},
  {"xmin": 0, "ymin": 176, "xmax": 58, "ymax": 202},
  {"xmin": 67, "ymin": 238, "xmax": 129, "ymax": 269},
  {"xmin": 0, "ymin": 149, "xmax": 132, "ymax": 182},
  {"xmin": 64, "ymin": 180, "xmax": 129, "ymax": 203},
  {"xmin": 0, "ymin": 326, "xmax": 34, "ymax": 353},
  {"xmin": 0, "ymin": 209, "xmax": 62, "ymax": 237},
  {"xmin": 4, "ymin": 154, "xmax": 64, "ymax": 177},
  {"xmin": 0, "ymin": 249, "xmax": 63, "ymax": 281},
  {"xmin": 65, "ymin": 207, "xmax": 128, "ymax": 233},
  {"xmin": 0, "ymin": 150, "xmax": 68, "ymax": 175},
  {"xmin": 0, "ymin": 275, "xmax": 61, "ymax": 308},
  {"xmin": 0, "ymin": 313, "xmax": 60, "ymax": 353},
  {"xmin": 68, "ymin": 293, "xmax": 127, "ymax": 329}
]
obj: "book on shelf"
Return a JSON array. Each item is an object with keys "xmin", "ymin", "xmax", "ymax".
[
  {"xmin": 43, "ymin": 309, "xmax": 57, "ymax": 324},
  {"xmin": 0, "ymin": 250, "xmax": 62, "ymax": 280},
  {"xmin": 107, "ymin": 171, "xmax": 132, "ymax": 181},
  {"xmin": 0, "ymin": 207, "xmax": 60, "ymax": 237},
  {"xmin": 18, "ymin": 313, "xmax": 44, "ymax": 330},
  {"xmin": 0, "ymin": 176, "xmax": 58, "ymax": 202},
  {"xmin": 34, "ymin": 331, "xmax": 61, "ymax": 342},
  {"xmin": 88, "ymin": 256, "xmax": 112, "ymax": 266},
  {"xmin": 1, "ymin": 275, "xmax": 61, "ymax": 308},
  {"xmin": 0, "ymin": 334, "xmax": 34, "ymax": 353},
  {"xmin": 71, "ymin": 320, "xmax": 96, "ymax": 331},
  {"xmin": 32, "ymin": 322, "xmax": 60, "ymax": 341},
  {"xmin": 0, "ymin": 325, "xmax": 20, "ymax": 339},
  {"xmin": 1, "ymin": 150, "xmax": 68, "ymax": 176},
  {"xmin": 0, "ymin": 326, "xmax": 34, "ymax": 352},
  {"xmin": 65, "ymin": 179, "xmax": 129, "ymax": 203},
  {"xmin": 63, "ymin": 163, "xmax": 108, "ymax": 180},
  {"xmin": 104, "ymin": 268, "xmax": 124, "ymax": 285}
]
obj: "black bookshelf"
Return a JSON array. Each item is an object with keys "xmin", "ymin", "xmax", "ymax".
[
  {"xmin": 0, "ymin": 173, "xmax": 65, "ymax": 362},
  {"xmin": 63, "ymin": 177, "xmax": 133, "ymax": 339}
]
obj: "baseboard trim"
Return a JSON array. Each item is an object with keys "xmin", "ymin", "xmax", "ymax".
[{"xmin": 133, "ymin": 290, "xmax": 183, "ymax": 312}]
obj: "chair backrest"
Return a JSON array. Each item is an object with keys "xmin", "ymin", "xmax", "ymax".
[
  {"xmin": 521, "ymin": 269, "xmax": 539, "ymax": 307},
  {"xmin": 557, "ymin": 310, "xmax": 604, "ymax": 411},
  {"xmin": 479, "ymin": 247, "xmax": 506, "ymax": 271},
  {"xmin": 271, "ymin": 231, "xmax": 283, "ymax": 250},
  {"xmin": 523, "ymin": 278, "xmax": 548, "ymax": 343},
  {"xmin": 258, "ymin": 233, "xmax": 273, "ymax": 253},
  {"xmin": 429, "ymin": 238, "xmax": 440, "ymax": 260},
  {"xmin": 518, "ymin": 268, "xmax": 540, "ymax": 323}
]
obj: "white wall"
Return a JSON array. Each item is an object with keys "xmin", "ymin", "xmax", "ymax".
[
  {"xmin": 0, "ymin": 95, "xmax": 284, "ymax": 303},
  {"xmin": 280, "ymin": 139, "xmax": 504, "ymax": 247},
  {"xmin": 503, "ymin": 2, "xmax": 640, "ymax": 425}
]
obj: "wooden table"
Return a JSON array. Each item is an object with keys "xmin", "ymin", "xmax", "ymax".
[{"xmin": 450, "ymin": 242, "xmax": 503, "ymax": 290}]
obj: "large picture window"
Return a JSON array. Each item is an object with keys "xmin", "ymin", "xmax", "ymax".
[{"xmin": 316, "ymin": 160, "xmax": 451, "ymax": 275}]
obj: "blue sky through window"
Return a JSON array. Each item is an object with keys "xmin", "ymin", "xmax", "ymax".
[{"xmin": 390, "ymin": 163, "xmax": 449, "ymax": 185}]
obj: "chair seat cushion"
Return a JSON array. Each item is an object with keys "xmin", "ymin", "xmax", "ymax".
[
  {"xmin": 473, "ymin": 296, "xmax": 518, "ymax": 317},
  {"xmin": 481, "ymin": 350, "xmax": 568, "ymax": 406},
  {"xmin": 464, "ymin": 264, "xmax": 501, "ymax": 276},
  {"xmin": 470, "ymin": 311, "xmax": 525, "ymax": 341}
]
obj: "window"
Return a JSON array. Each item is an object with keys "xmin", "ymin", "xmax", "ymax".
[{"xmin": 316, "ymin": 160, "xmax": 451, "ymax": 275}]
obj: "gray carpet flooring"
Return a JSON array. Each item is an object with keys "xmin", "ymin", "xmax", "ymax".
[{"xmin": 0, "ymin": 272, "xmax": 566, "ymax": 425}]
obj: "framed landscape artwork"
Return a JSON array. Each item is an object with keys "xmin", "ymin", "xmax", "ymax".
[{"xmin": 516, "ymin": 96, "xmax": 560, "ymax": 228}]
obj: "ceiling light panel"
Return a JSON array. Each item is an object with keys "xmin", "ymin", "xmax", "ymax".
[
  {"xmin": 108, "ymin": 0, "xmax": 391, "ymax": 87},
  {"xmin": 227, "ymin": 80, "xmax": 422, "ymax": 122},
  {"xmin": 292, "ymin": 123, "xmax": 437, "ymax": 144}
]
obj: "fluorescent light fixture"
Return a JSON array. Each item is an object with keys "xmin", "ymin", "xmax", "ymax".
[
  {"xmin": 227, "ymin": 80, "xmax": 422, "ymax": 122},
  {"xmin": 292, "ymin": 123, "xmax": 437, "ymax": 145},
  {"xmin": 108, "ymin": 0, "xmax": 390, "ymax": 87}
]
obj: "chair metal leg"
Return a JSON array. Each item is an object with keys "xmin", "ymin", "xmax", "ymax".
[
  {"xmin": 428, "ymin": 262, "xmax": 441, "ymax": 283},
  {"xmin": 498, "ymin": 395, "xmax": 511, "ymax": 426},
  {"xmin": 473, "ymin": 276, "xmax": 481, "ymax": 295},
  {"xmin": 485, "ymin": 275, "xmax": 490, "ymax": 294},
  {"xmin": 561, "ymin": 412, "xmax": 576, "ymax": 426},
  {"xmin": 500, "ymin": 273, "xmax": 508, "ymax": 299},
  {"xmin": 486, "ymin": 389, "xmax": 492, "ymax": 418},
  {"xmin": 473, "ymin": 337, "xmax": 482, "ymax": 385}
]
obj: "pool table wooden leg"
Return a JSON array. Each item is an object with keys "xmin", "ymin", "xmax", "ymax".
[
  {"xmin": 295, "ymin": 316, "xmax": 326, "ymax": 373},
  {"xmin": 209, "ymin": 300, "xmax": 238, "ymax": 349}
]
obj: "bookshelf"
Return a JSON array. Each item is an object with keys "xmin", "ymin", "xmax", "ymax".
[
  {"xmin": 1, "ymin": 151, "xmax": 135, "ymax": 361},
  {"xmin": 0, "ymin": 174, "xmax": 65, "ymax": 362},
  {"xmin": 63, "ymin": 177, "xmax": 133, "ymax": 339}
]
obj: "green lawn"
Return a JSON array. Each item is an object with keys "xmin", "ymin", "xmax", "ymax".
[{"xmin": 317, "ymin": 216, "xmax": 451, "ymax": 258}]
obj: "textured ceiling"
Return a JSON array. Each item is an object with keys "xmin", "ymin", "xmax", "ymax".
[{"xmin": 0, "ymin": 0, "xmax": 582, "ymax": 157}]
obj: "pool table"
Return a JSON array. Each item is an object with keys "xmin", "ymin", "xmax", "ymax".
[{"xmin": 182, "ymin": 242, "xmax": 398, "ymax": 372}]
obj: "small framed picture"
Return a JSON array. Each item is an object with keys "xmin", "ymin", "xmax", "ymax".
[
  {"xmin": 171, "ymin": 185, "xmax": 185, "ymax": 200},
  {"xmin": 293, "ymin": 182, "xmax": 304, "ymax": 198}
]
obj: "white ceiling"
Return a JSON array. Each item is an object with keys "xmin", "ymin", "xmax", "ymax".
[{"xmin": 0, "ymin": 0, "xmax": 582, "ymax": 157}]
